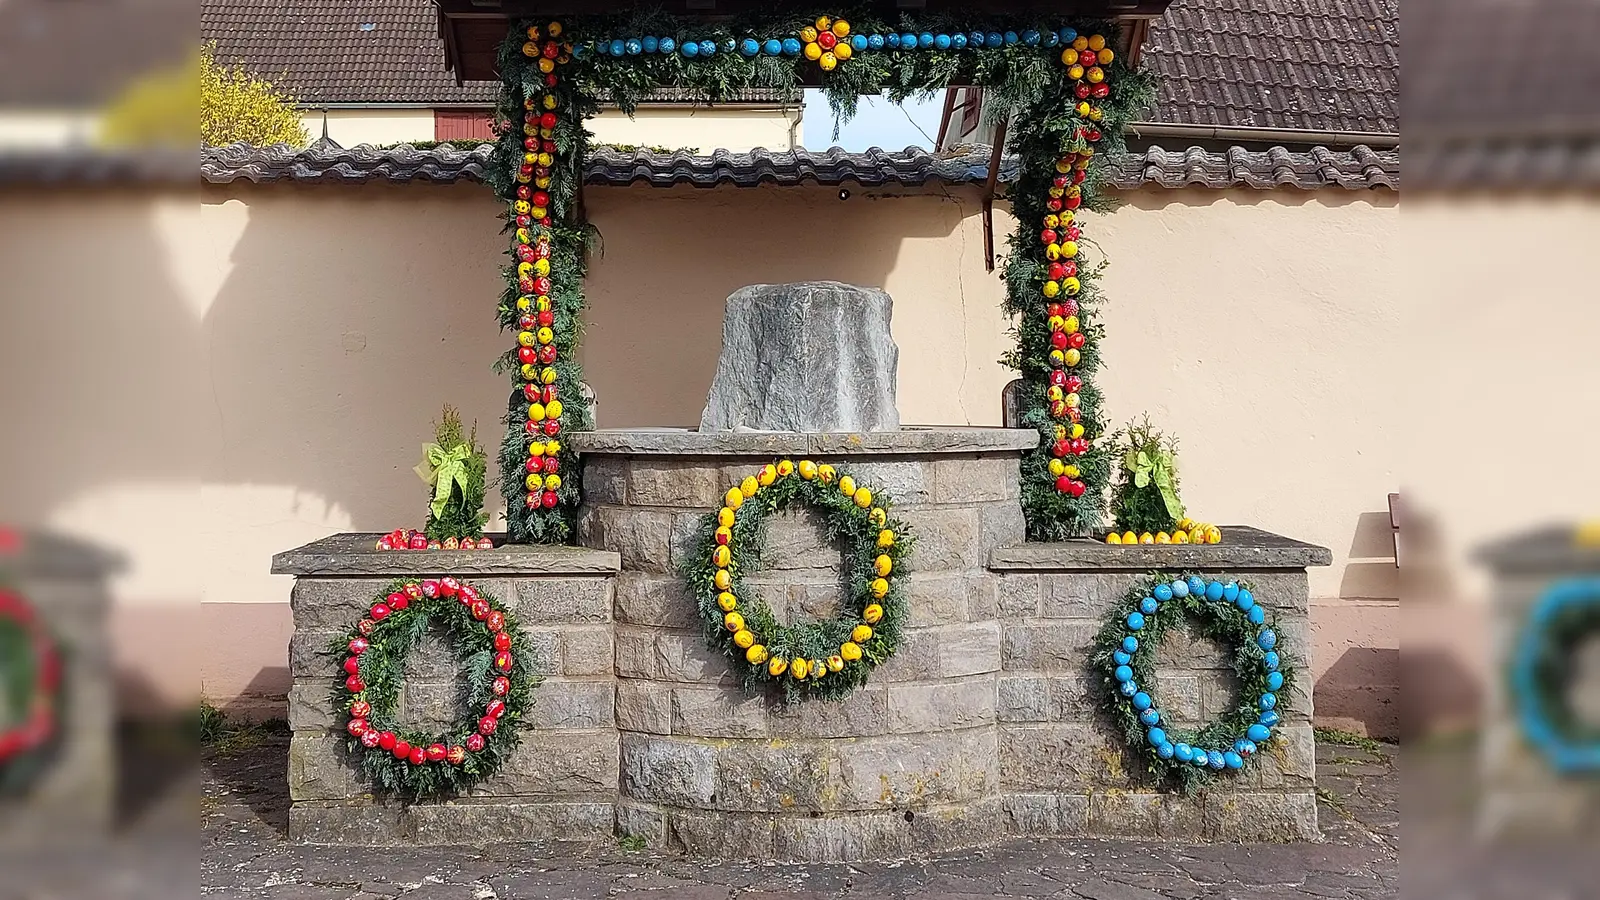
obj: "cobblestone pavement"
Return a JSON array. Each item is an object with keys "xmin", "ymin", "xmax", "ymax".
[{"xmin": 185, "ymin": 737, "xmax": 1399, "ymax": 900}]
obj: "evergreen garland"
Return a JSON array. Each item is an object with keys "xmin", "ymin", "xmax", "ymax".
[
  {"xmin": 1090, "ymin": 573, "xmax": 1295, "ymax": 794},
  {"xmin": 0, "ymin": 585, "xmax": 60, "ymax": 795},
  {"xmin": 488, "ymin": 12, "xmax": 1155, "ymax": 543},
  {"xmin": 328, "ymin": 578, "xmax": 540, "ymax": 799},
  {"xmin": 680, "ymin": 461, "xmax": 912, "ymax": 703}
]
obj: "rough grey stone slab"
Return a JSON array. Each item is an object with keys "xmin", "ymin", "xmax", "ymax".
[
  {"xmin": 271, "ymin": 533, "xmax": 620, "ymax": 576},
  {"xmin": 988, "ymin": 526, "xmax": 1333, "ymax": 571},
  {"xmin": 699, "ymin": 281, "xmax": 901, "ymax": 433},
  {"xmin": 1477, "ymin": 524, "xmax": 1600, "ymax": 573},
  {"xmin": 1204, "ymin": 789, "xmax": 1319, "ymax": 841},
  {"xmin": 567, "ymin": 426, "xmax": 1038, "ymax": 457}
]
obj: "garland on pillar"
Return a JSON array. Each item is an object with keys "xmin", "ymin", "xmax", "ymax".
[{"xmin": 488, "ymin": 13, "xmax": 1153, "ymax": 542}]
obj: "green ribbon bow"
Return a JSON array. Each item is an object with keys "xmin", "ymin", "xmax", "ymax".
[
  {"xmin": 415, "ymin": 442, "xmax": 473, "ymax": 519},
  {"xmin": 1124, "ymin": 447, "xmax": 1183, "ymax": 519}
]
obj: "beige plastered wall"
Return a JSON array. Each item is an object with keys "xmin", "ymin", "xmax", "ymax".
[
  {"xmin": 2, "ymin": 178, "xmax": 1402, "ymax": 732},
  {"xmin": 296, "ymin": 108, "xmax": 437, "ymax": 147}
]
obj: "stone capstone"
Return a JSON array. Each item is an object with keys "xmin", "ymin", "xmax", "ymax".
[{"xmin": 699, "ymin": 281, "xmax": 900, "ymax": 433}]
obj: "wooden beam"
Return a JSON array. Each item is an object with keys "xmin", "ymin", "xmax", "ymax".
[
  {"xmin": 982, "ymin": 115, "xmax": 1007, "ymax": 272},
  {"xmin": 934, "ymin": 88, "xmax": 958, "ymax": 151}
]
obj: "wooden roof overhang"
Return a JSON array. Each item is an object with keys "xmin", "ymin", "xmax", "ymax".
[{"xmin": 436, "ymin": 0, "xmax": 1173, "ymax": 85}]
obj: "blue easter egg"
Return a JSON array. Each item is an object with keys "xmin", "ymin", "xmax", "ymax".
[
  {"xmin": 968, "ymin": 31, "xmax": 985, "ymax": 49},
  {"xmin": 1266, "ymin": 671, "xmax": 1284, "ymax": 691},
  {"xmin": 642, "ymin": 36, "xmax": 659, "ymax": 53},
  {"xmin": 1259, "ymin": 709, "xmax": 1281, "ymax": 727},
  {"xmin": 1192, "ymin": 752, "xmax": 1209, "ymax": 768},
  {"xmin": 763, "ymin": 38, "xmax": 782, "ymax": 55},
  {"xmin": 573, "ymin": 43, "xmax": 588, "ymax": 59},
  {"xmin": 659, "ymin": 37, "xmax": 676, "ymax": 53},
  {"xmin": 1122, "ymin": 636, "xmax": 1139, "ymax": 654},
  {"xmin": 1186, "ymin": 575, "xmax": 1206, "ymax": 595},
  {"xmin": 1113, "ymin": 650, "xmax": 1131, "ymax": 666},
  {"xmin": 1236, "ymin": 589, "xmax": 1254, "ymax": 610},
  {"xmin": 1258, "ymin": 629, "xmax": 1278, "ymax": 650},
  {"xmin": 1023, "ymin": 29, "xmax": 1041, "ymax": 45},
  {"xmin": 698, "ymin": 40, "xmax": 716, "ymax": 56},
  {"xmin": 1132, "ymin": 692, "xmax": 1152, "ymax": 711},
  {"xmin": 918, "ymin": 32, "xmax": 934, "ymax": 48},
  {"xmin": 951, "ymin": 33, "xmax": 967, "ymax": 50},
  {"xmin": 1004, "ymin": 30, "xmax": 1019, "ymax": 45},
  {"xmin": 1223, "ymin": 582, "xmax": 1240, "ymax": 602},
  {"xmin": 1044, "ymin": 31, "xmax": 1060, "ymax": 47},
  {"xmin": 1208, "ymin": 750, "xmax": 1226, "ymax": 769},
  {"xmin": 868, "ymin": 33, "xmax": 885, "ymax": 50},
  {"xmin": 739, "ymin": 38, "xmax": 759, "ymax": 56},
  {"xmin": 1238, "ymin": 739, "xmax": 1258, "ymax": 755},
  {"xmin": 1260, "ymin": 693, "xmax": 1277, "ymax": 710},
  {"xmin": 901, "ymin": 33, "xmax": 918, "ymax": 49},
  {"xmin": 1060, "ymin": 27, "xmax": 1079, "ymax": 43},
  {"xmin": 934, "ymin": 33, "xmax": 951, "ymax": 50},
  {"xmin": 609, "ymin": 39, "xmax": 626, "ymax": 56},
  {"xmin": 1205, "ymin": 581, "xmax": 1224, "ymax": 601},
  {"xmin": 1233, "ymin": 738, "xmax": 1251, "ymax": 754},
  {"xmin": 1175, "ymin": 743, "xmax": 1193, "ymax": 762},
  {"xmin": 1248, "ymin": 606, "xmax": 1266, "ymax": 625},
  {"xmin": 782, "ymin": 38, "xmax": 801, "ymax": 56},
  {"xmin": 1246, "ymin": 723, "xmax": 1271, "ymax": 742},
  {"xmin": 681, "ymin": 40, "xmax": 699, "ymax": 57},
  {"xmin": 1153, "ymin": 584, "xmax": 1173, "ymax": 602},
  {"xmin": 1126, "ymin": 612, "xmax": 1145, "ymax": 631},
  {"xmin": 1148, "ymin": 727, "xmax": 1167, "ymax": 747},
  {"xmin": 886, "ymin": 33, "xmax": 900, "ymax": 48},
  {"xmin": 1157, "ymin": 741, "xmax": 1175, "ymax": 759},
  {"xmin": 1265, "ymin": 651, "xmax": 1280, "ymax": 670},
  {"xmin": 626, "ymin": 39, "xmax": 643, "ymax": 55},
  {"xmin": 850, "ymin": 35, "xmax": 867, "ymax": 52},
  {"xmin": 985, "ymin": 32, "xmax": 1004, "ymax": 48},
  {"xmin": 1114, "ymin": 665, "xmax": 1133, "ymax": 683},
  {"xmin": 1170, "ymin": 579, "xmax": 1190, "ymax": 598},
  {"xmin": 722, "ymin": 39, "xmax": 736, "ymax": 54},
  {"xmin": 1119, "ymin": 681, "xmax": 1138, "ymax": 697},
  {"xmin": 1139, "ymin": 709, "xmax": 1160, "ymax": 727},
  {"xmin": 1141, "ymin": 597, "xmax": 1159, "ymax": 615},
  {"xmin": 1224, "ymin": 751, "xmax": 1244, "ymax": 769}
]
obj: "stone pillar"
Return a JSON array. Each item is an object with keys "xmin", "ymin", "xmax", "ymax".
[
  {"xmin": 271, "ymin": 534, "xmax": 621, "ymax": 844},
  {"xmin": 570, "ymin": 428, "xmax": 1035, "ymax": 861},
  {"xmin": 1477, "ymin": 529, "xmax": 1600, "ymax": 837},
  {"xmin": 988, "ymin": 528, "xmax": 1330, "ymax": 842},
  {"xmin": 0, "ymin": 532, "xmax": 116, "ymax": 844}
]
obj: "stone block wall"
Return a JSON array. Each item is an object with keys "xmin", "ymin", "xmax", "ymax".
[
  {"xmin": 272, "ymin": 431, "xmax": 1334, "ymax": 859},
  {"xmin": 573, "ymin": 431, "xmax": 1029, "ymax": 861},
  {"xmin": 271, "ymin": 535, "xmax": 622, "ymax": 845},
  {"xmin": 989, "ymin": 542, "xmax": 1324, "ymax": 843},
  {"xmin": 0, "ymin": 533, "xmax": 115, "ymax": 846},
  {"xmin": 1477, "ymin": 532, "xmax": 1600, "ymax": 837}
]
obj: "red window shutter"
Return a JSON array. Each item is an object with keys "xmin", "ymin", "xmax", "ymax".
[{"xmin": 434, "ymin": 110, "xmax": 496, "ymax": 141}]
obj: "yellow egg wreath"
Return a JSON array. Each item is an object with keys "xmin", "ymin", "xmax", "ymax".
[{"xmin": 683, "ymin": 460, "xmax": 912, "ymax": 701}]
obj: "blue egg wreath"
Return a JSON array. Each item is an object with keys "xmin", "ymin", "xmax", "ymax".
[
  {"xmin": 1511, "ymin": 577, "xmax": 1600, "ymax": 773},
  {"xmin": 1093, "ymin": 573, "xmax": 1294, "ymax": 793}
]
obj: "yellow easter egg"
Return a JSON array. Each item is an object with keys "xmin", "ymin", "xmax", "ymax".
[
  {"xmin": 768, "ymin": 656, "xmax": 788, "ymax": 676},
  {"xmin": 797, "ymin": 460, "xmax": 818, "ymax": 480},
  {"xmin": 527, "ymin": 401, "xmax": 545, "ymax": 421},
  {"xmin": 863, "ymin": 603, "xmax": 884, "ymax": 624},
  {"xmin": 714, "ymin": 569, "xmax": 731, "ymax": 591},
  {"xmin": 1069, "ymin": 424, "xmax": 1085, "ymax": 439},
  {"xmin": 1155, "ymin": 532, "xmax": 1171, "ymax": 544},
  {"xmin": 1098, "ymin": 48, "xmax": 1114, "ymax": 65},
  {"xmin": 1173, "ymin": 531, "xmax": 1190, "ymax": 544},
  {"xmin": 840, "ymin": 641, "xmax": 862, "ymax": 661},
  {"xmin": 1063, "ymin": 465, "xmax": 1080, "ymax": 478},
  {"xmin": 733, "ymin": 629, "xmax": 755, "ymax": 649},
  {"xmin": 1205, "ymin": 526, "xmax": 1223, "ymax": 544},
  {"xmin": 838, "ymin": 475, "xmax": 856, "ymax": 496},
  {"xmin": 834, "ymin": 41, "xmax": 852, "ymax": 61},
  {"xmin": 776, "ymin": 459, "xmax": 795, "ymax": 477},
  {"xmin": 525, "ymin": 473, "xmax": 542, "ymax": 491},
  {"xmin": 544, "ymin": 474, "xmax": 561, "ymax": 491},
  {"xmin": 832, "ymin": 19, "xmax": 850, "ymax": 37},
  {"xmin": 869, "ymin": 507, "xmax": 887, "ymax": 527},
  {"xmin": 804, "ymin": 41, "xmax": 822, "ymax": 60},
  {"xmin": 1073, "ymin": 36, "xmax": 1090, "ymax": 51},
  {"xmin": 1064, "ymin": 349, "xmax": 1082, "ymax": 366},
  {"xmin": 854, "ymin": 487, "xmax": 873, "ymax": 508},
  {"xmin": 800, "ymin": 26, "xmax": 819, "ymax": 42},
  {"xmin": 1068, "ymin": 64, "xmax": 1084, "ymax": 80},
  {"xmin": 873, "ymin": 555, "xmax": 892, "ymax": 578},
  {"xmin": 1048, "ymin": 458, "xmax": 1066, "ymax": 477},
  {"xmin": 718, "ymin": 507, "xmax": 736, "ymax": 528},
  {"xmin": 1121, "ymin": 531, "xmax": 1138, "ymax": 544},
  {"xmin": 819, "ymin": 51, "xmax": 837, "ymax": 70},
  {"xmin": 1063, "ymin": 277, "xmax": 1081, "ymax": 294},
  {"xmin": 723, "ymin": 611, "xmax": 745, "ymax": 632},
  {"xmin": 852, "ymin": 623, "xmax": 873, "ymax": 643},
  {"xmin": 1060, "ymin": 240, "xmax": 1079, "ymax": 258},
  {"xmin": 876, "ymin": 529, "xmax": 895, "ymax": 549},
  {"xmin": 712, "ymin": 545, "xmax": 730, "ymax": 568},
  {"xmin": 758, "ymin": 464, "xmax": 777, "ymax": 486},
  {"xmin": 717, "ymin": 591, "xmax": 737, "ymax": 611},
  {"xmin": 790, "ymin": 658, "xmax": 809, "ymax": 679},
  {"xmin": 1043, "ymin": 280, "xmax": 1061, "ymax": 298},
  {"xmin": 1088, "ymin": 34, "xmax": 1107, "ymax": 51},
  {"xmin": 540, "ymin": 366, "xmax": 558, "ymax": 384},
  {"xmin": 537, "ymin": 327, "xmax": 554, "ymax": 344},
  {"xmin": 724, "ymin": 487, "xmax": 744, "ymax": 509},
  {"xmin": 1106, "ymin": 532, "xmax": 1121, "ymax": 544},
  {"xmin": 746, "ymin": 644, "xmax": 768, "ymax": 664},
  {"xmin": 870, "ymin": 578, "xmax": 889, "ymax": 599},
  {"xmin": 826, "ymin": 655, "xmax": 845, "ymax": 672},
  {"xmin": 545, "ymin": 400, "xmax": 563, "ymax": 419},
  {"xmin": 817, "ymin": 464, "xmax": 836, "ymax": 483},
  {"xmin": 740, "ymin": 475, "xmax": 759, "ymax": 498}
]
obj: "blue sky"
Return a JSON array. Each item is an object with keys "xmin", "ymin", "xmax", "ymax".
[{"xmin": 800, "ymin": 90, "xmax": 945, "ymax": 151}]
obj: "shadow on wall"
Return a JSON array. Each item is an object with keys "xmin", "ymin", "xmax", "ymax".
[
  {"xmin": 581, "ymin": 182, "xmax": 976, "ymax": 427},
  {"xmin": 1342, "ymin": 509, "xmax": 1399, "ymax": 599}
]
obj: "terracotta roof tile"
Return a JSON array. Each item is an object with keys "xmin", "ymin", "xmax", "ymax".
[{"xmin": 198, "ymin": 142, "xmax": 1399, "ymax": 191}]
